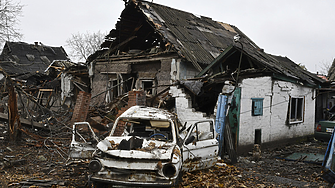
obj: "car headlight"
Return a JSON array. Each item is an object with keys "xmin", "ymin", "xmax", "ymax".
[
  {"xmin": 88, "ymin": 160, "xmax": 102, "ymax": 173},
  {"xmin": 163, "ymin": 163, "xmax": 176, "ymax": 178}
]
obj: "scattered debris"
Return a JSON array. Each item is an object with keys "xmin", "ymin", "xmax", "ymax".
[{"xmin": 276, "ymin": 152, "xmax": 324, "ymax": 165}]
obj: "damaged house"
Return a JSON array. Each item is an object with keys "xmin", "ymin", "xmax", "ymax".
[
  {"xmin": 0, "ymin": 41, "xmax": 89, "ymax": 109},
  {"xmin": 0, "ymin": 41, "xmax": 82, "ymax": 132},
  {"xmin": 87, "ymin": 0, "xmax": 325, "ymax": 153},
  {"xmin": 0, "ymin": 41, "xmax": 69, "ymax": 81}
]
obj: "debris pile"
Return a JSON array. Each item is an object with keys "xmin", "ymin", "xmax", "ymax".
[{"xmin": 0, "ymin": 41, "xmax": 329, "ymax": 187}]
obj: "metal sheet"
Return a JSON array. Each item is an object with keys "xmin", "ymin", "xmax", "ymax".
[
  {"xmin": 215, "ymin": 94, "xmax": 227, "ymax": 157},
  {"xmin": 284, "ymin": 152, "xmax": 324, "ymax": 164}
]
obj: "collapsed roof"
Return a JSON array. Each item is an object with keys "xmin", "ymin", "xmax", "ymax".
[
  {"xmin": 89, "ymin": 0, "xmax": 324, "ymax": 87},
  {"xmin": 0, "ymin": 41, "xmax": 69, "ymax": 77}
]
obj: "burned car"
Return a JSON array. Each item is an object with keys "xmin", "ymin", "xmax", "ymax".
[{"xmin": 83, "ymin": 105, "xmax": 219, "ymax": 187}]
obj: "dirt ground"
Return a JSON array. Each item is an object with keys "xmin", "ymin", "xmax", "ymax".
[{"xmin": 0, "ymin": 124, "xmax": 332, "ymax": 188}]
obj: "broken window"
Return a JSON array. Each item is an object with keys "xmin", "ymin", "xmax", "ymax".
[
  {"xmin": 105, "ymin": 74, "xmax": 124, "ymax": 103},
  {"xmin": 106, "ymin": 79, "xmax": 117, "ymax": 103},
  {"xmin": 124, "ymin": 119, "xmax": 173, "ymax": 141},
  {"xmin": 141, "ymin": 79, "xmax": 156, "ymax": 95},
  {"xmin": 188, "ymin": 121, "xmax": 215, "ymax": 141},
  {"xmin": 251, "ymin": 98, "xmax": 263, "ymax": 116},
  {"xmin": 289, "ymin": 97, "xmax": 304, "ymax": 124},
  {"xmin": 74, "ymin": 124, "xmax": 94, "ymax": 143}
]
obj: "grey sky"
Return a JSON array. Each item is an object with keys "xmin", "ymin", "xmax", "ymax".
[{"xmin": 19, "ymin": 0, "xmax": 335, "ymax": 73}]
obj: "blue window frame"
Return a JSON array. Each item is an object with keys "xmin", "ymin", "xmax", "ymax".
[{"xmin": 251, "ymin": 98, "xmax": 264, "ymax": 116}]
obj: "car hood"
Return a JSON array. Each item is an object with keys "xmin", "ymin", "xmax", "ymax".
[{"xmin": 97, "ymin": 136, "xmax": 177, "ymax": 160}]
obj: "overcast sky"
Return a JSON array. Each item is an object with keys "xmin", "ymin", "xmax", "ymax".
[{"xmin": 19, "ymin": 0, "xmax": 335, "ymax": 74}]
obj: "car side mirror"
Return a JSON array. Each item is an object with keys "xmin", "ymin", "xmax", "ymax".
[{"xmin": 185, "ymin": 135, "xmax": 195, "ymax": 145}]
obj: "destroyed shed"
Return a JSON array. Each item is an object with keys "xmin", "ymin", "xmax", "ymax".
[
  {"xmin": 0, "ymin": 41, "xmax": 71, "ymax": 110},
  {"xmin": 0, "ymin": 41, "xmax": 90, "ymax": 109},
  {"xmin": 0, "ymin": 41, "xmax": 86, "ymax": 141},
  {"xmin": 87, "ymin": 0, "xmax": 325, "ymax": 154}
]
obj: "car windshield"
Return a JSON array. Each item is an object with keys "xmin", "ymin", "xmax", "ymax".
[{"xmin": 123, "ymin": 119, "xmax": 173, "ymax": 142}]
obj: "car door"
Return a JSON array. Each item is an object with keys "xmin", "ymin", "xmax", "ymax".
[
  {"xmin": 182, "ymin": 120, "xmax": 219, "ymax": 172},
  {"xmin": 68, "ymin": 122, "xmax": 99, "ymax": 161}
]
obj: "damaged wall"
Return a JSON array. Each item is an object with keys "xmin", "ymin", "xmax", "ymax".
[
  {"xmin": 90, "ymin": 63, "xmax": 131, "ymax": 106},
  {"xmin": 169, "ymin": 86, "xmax": 213, "ymax": 128},
  {"xmin": 238, "ymin": 77, "xmax": 316, "ymax": 146},
  {"xmin": 90, "ymin": 58, "xmax": 173, "ymax": 106},
  {"xmin": 171, "ymin": 59, "xmax": 199, "ymax": 81},
  {"xmin": 90, "ymin": 65, "xmax": 110, "ymax": 106},
  {"xmin": 157, "ymin": 59, "xmax": 172, "ymax": 90},
  {"xmin": 271, "ymin": 80, "xmax": 315, "ymax": 139}
]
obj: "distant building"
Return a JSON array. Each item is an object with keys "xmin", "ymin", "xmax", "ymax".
[{"xmin": 0, "ymin": 41, "xmax": 69, "ymax": 80}]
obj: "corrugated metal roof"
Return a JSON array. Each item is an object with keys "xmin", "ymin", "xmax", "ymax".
[{"xmin": 138, "ymin": 1, "xmax": 238, "ymax": 67}]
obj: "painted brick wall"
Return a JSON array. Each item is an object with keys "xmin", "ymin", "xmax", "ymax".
[{"xmin": 113, "ymin": 90, "xmax": 146, "ymax": 136}]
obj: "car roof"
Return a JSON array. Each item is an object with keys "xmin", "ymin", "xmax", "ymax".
[{"xmin": 119, "ymin": 106, "xmax": 175, "ymax": 121}]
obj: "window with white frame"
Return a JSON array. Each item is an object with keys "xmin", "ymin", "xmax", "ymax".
[
  {"xmin": 288, "ymin": 97, "xmax": 305, "ymax": 124},
  {"xmin": 105, "ymin": 74, "xmax": 124, "ymax": 103}
]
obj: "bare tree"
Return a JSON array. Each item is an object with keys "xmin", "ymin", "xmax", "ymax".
[
  {"xmin": 66, "ymin": 31, "xmax": 107, "ymax": 62},
  {"xmin": 0, "ymin": 0, "xmax": 23, "ymax": 45},
  {"xmin": 318, "ymin": 61, "xmax": 332, "ymax": 76}
]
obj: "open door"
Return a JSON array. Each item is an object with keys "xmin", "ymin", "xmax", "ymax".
[
  {"xmin": 182, "ymin": 120, "xmax": 219, "ymax": 172},
  {"xmin": 68, "ymin": 122, "xmax": 99, "ymax": 162}
]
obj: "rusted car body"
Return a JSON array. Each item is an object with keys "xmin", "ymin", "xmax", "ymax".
[{"xmin": 70, "ymin": 106, "xmax": 219, "ymax": 187}]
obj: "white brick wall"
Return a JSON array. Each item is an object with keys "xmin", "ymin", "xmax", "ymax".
[
  {"xmin": 170, "ymin": 86, "xmax": 212, "ymax": 127},
  {"xmin": 238, "ymin": 77, "xmax": 316, "ymax": 146}
]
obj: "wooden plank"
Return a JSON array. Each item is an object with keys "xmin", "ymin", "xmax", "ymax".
[
  {"xmin": 0, "ymin": 112, "xmax": 45, "ymax": 129},
  {"xmin": 95, "ymin": 56, "xmax": 178, "ymax": 65},
  {"xmin": 39, "ymin": 89, "xmax": 53, "ymax": 92}
]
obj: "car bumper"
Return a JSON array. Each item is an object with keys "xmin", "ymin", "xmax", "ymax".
[
  {"xmin": 90, "ymin": 174, "xmax": 176, "ymax": 187},
  {"xmin": 315, "ymin": 131, "xmax": 332, "ymax": 141}
]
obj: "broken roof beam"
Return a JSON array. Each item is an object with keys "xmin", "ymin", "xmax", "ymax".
[
  {"xmin": 196, "ymin": 45, "xmax": 235, "ymax": 77},
  {"xmin": 102, "ymin": 36, "xmax": 137, "ymax": 58},
  {"xmin": 247, "ymin": 57, "xmax": 254, "ymax": 68},
  {"xmin": 95, "ymin": 56, "xmax": 178, "ymax": 64}
]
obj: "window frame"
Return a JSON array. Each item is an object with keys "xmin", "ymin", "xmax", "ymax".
[
  {"xmin": 251, "ymin": 98, "xmax": 264, "ymax": 116},
  {"xmin": 141, "ymin": 79, "xmax": 156, "ymax": 95},
  {"xmin": 288, "ymin": 96, "xmax": 305, "ymax": 124}
]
